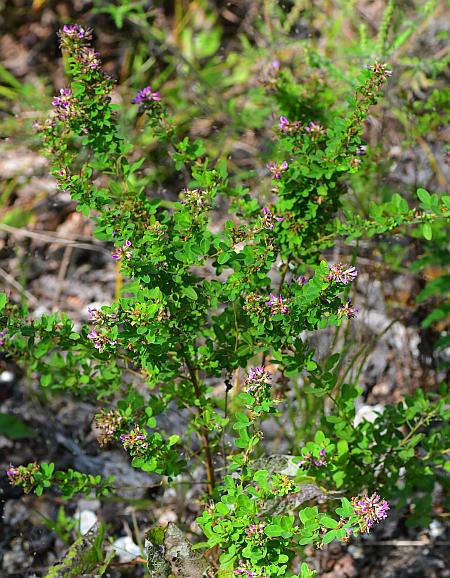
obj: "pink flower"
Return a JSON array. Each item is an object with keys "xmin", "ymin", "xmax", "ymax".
[
  {"xmin": 327, "ymin": 263, "xmax": 358, "ymax": 284},
  {"xmin": 338, "ymin": 298, "xmax": 359, "ymax": 319},
  {"xmin": 120, "ymin": 426, "xmax": 148, "ymax": 456},
  {"xmin": 132, "ymin": 86, "xmax": 161, "ymax": 111},
  {"xmin": 298, "ymin": 448, "xmax": 327, "ymax": 469},
  {"xmin": 261, "ymin": 207, "xmax": 283, "ymax": 230},
  {"xmin": 352, "ymin": 493, "xmax": 389, "ymax": 532},
  {"xmin": 87, "ymin": 329, "xmax": 117, "ymax": 352},
  {"xmin": 265, "ymin": 293, "xmax": 289, "ymax": 315},
  {"xmin": 61, "ymin": 25, "xmax": 92, "ymax": 41},
  {"xmin": 112, "ymin": 240, "xmax": 132, "ymax": 260},
  {"xmin": 267, "ymin": 161, "xmax": 288, "ymax": 180}
]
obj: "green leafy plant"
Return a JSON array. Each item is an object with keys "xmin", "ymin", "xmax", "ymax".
[{"xmin": 3, "ymin": 21, "xmax": 449, "ymax": 577}]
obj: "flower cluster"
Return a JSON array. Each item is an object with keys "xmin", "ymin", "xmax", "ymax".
[
  {"xmin": 368, "ymin": 62, "xmax": 393, "ymax": 82},
  {"xmin": 327, "ymin": 263, "xmax": 358, "ymax": 284},
  {"xmin": 6, "ymin": 463, "xmax": 40, "ymax": 494},
  {"xmin": 59, "ymin": 26, "xmax": 104, "ymax": 75},
  {"xmin": 79, "ymin": 47, "xmax": 101, "ymax": 72},
  {"xmin": 244, "ymin": 367, "xmax": 272, "ymax": 405},
  {"xmin": 0, "ymin": 330, "xmax": 6, "ymax": 347},
  {"xmin": 295, "ymin": 275, "xmax": 309, "ymax": 285},
  {"xmin": 120, "ymin": 426, "xmax": 149, "ymax": 457},
  {"xmin": 131, "ymin": 86, "xmax": 161, "ymax": 112},
  {"xmin": 52, "ymin": 88, "xmax": 79, "ymax": 122},
  {"xmin": 272, "ymin": 473, "xmax": 296, "ymax": 496},
  {"xmin": 87, "ymin": 329, "xmax": 117, "ymax": 352},
  {"xmin": 278, "ymin": 115, "xmax": 301, "ymax": 134},
  {"xmin": 235, "ymin": 564, "xmax": 268, "ymax": 578},
  {"xmin": 60, "ymin": 24, "xmax": 93, "ymax": 43},
  {"xmin": 298, "ymin": 448, "xmax": 327, "ymax": 470},
  {"xmin": 245, "ymin": 522, "xmax": 266, "ymax": 545},
  {"xmin": 265, "ymin": 293, "xmax": 289, "ymax": 315},
  {"xmin": 338, "ymin": 298, "xmax": 359, "ymax": 320},
  {"xmin": 356, "ymin": 144, "xmax": 367, "ymax": 156},
  {"xmin": 243, "ymin": 293, "xmax": 264, "ymax": 315},
  {"xmin": 267, "ymin": 160, "xmax": 288, "ymax": 179},
  {"xmin": 180, "ymin": 188, "xmax": 209, "ymax": 212},
  {"xmin": 352, "ymin": 493, "xmax": 389, "ymax": 532},
  {"xmin": 112, "ymin": 240, "xmax": 132, "ymax": 260},
  {"xmin": 304, "ymin": 120, "xmax": 327, "ymax": 139},
  {"xmin": 145, "ymin": 220, "xmax": 167, "ymax": 239},
  {"xmin": 260, "ymin": 207, "xmax": 283, "ymax": 230},
  {"xmin": 95, "ymin": 409, "xmax": 123, "ymax": 446},
  {"xmin": 48, "ymin": 25, "xmax": 110, "ymax": 136},
  {"xmin": 87, "ymin": 307, "xmax": 118, "ymax": 325}
]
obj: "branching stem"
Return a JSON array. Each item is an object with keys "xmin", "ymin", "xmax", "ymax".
[{"xmin": 185, "ymin": 356, "xmax": 216, "ymax": 495}]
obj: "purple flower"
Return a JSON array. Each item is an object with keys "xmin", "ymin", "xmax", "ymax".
[
  {"xmin": 235, "ymin": 566, "xmax": 268, "ymax": 578},
  {"xmin": 327, "ymin": 263, "xmax": 358, "ymax": 285},
  {"xmin": 279, "ymin": 116, "xmax": 302, "ymax": 134},
  {"xmin": 88, "ymin": 307, "xmax": 102, "ymax": 323},
  {"xmin": 245, "ymin": 522, "xmax": 266, "ymax": 545},
  {"xmin": 338, "ymin": 298, "xmax": 359, "ymax": 320},
  {"xmin": 61, "ymin": 24, "xmax": 92, "ymax": 41},
  {"xmin": 95, "ymin": 409, "xmax": 123, "ymax": 446},
  {"xmin": 51, "ymin": 88, "xmax": 80, "ymax": 122},
  {"xmin": 265, "ymin": 293, "xmax": 289, "ymax": 315},
  {"xmin": 132, "ymin": 86, "xmax": 161, "ymax": 111},
  {"xmin": 80, "ymin": 48, "xmax": 101, "ymax": 71},
  {"xmin": 279, "ymin": 115, "xmax": 289, "ymax": 131},
  {"xmin": 112, "ymin": 240, "xmax": 132, "ymax": 260},
  {"xmin": 6, "ymin": 463, "xmax": 40, "ymax": 494},
  {"xmin": 244, "ymin": 367, "xmax": 272, "ymax": 405},
  {"xmin": 120, "ymin": 426, "xmax": 148, "ymax": 456},
  {"xmin": 304, "ymin": 121, "xmax": 326, "ymax": 138},
  {"xmin": 88, "ymin": 307, "xmax": 118, "ymax": 324},
  {"xmin": 298, "ymin": 448, "xmax": 327, "ymax": 469},
  {"xmin": 0, "ymin": 331, "xmax": 5, "ymax": 347},
  {"xmin": 296, "ymin": 275, "xmax": 309, "ymax": 285},
  {"xmin": 246, "ymin": 366, "xmax": 271, "ymax": 390},
  {"xmin": 6, "ymin": 465, "xmax": 20, "ymax": 484},
  {"xmin": 352, "ymin": 494, "xmax": 389, "ymax": 532},
  {"xmin": 261, "ymin": 207, "xmax": 283, "ymax": 230},
  {"xmin": 305, "ymin": 121, "xmax": 319, "ymax": 132},
  {"xmin": 52, "ymin": 88, "xmax": 72, "ymax": 108},
  {"xmin": 87, "ymin": 329, "xmax": 117, "ymax": 352},
  {"xmin": 356, "ymin": 144, "xmax": 367, "ymax": 155},
  {"xmin": 267, "ymin": 161, "xmax": 288, "ymax": 180}
]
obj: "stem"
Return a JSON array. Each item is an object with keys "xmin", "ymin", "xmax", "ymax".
[
  {"xmin": 278, "ymin": 256, "xmax": 291, "ymax": 293},
  {"xmin": 398, "ymin": 410, "xmax": 436, "ymax": 448},
  {"xmin": 184, "ymin": 357, "xmax": 215, "ymax": 495}
]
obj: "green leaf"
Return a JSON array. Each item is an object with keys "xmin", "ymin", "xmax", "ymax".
[
  {"xmin": 0, "ymin": 293, "xmax": 6, "ymax": 311},
  {"xmin": 217, "ymin": 252, "xmax": 231, "ymax": 265},
  {"xmin": 215, "ymin": 502, "xmax": 228, "ymax": 515},
  {"xmin": 422, "ymin": 223, "xmax": 432, "ymax": 240},
  {"xmin": 183, "ymin": 286, "xmax": 198, "ymax": 300},
  {"xmin": 264, "ymin": 524, "xmax": 284, "ymax": 537},
  {"xmin": 322, "ymin": 530, "xmax": 336, "ymax": 544},
  {"xmin": 417, "ymin": 188, "xmax": 431, "ymax": 205},
  {"xmin": 0, "ymin": 413, "xmax": 34, "ymax": 439},
  {"xmin": 321, "ymin": 516, "xmax": 338, "ymax": 529}
]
